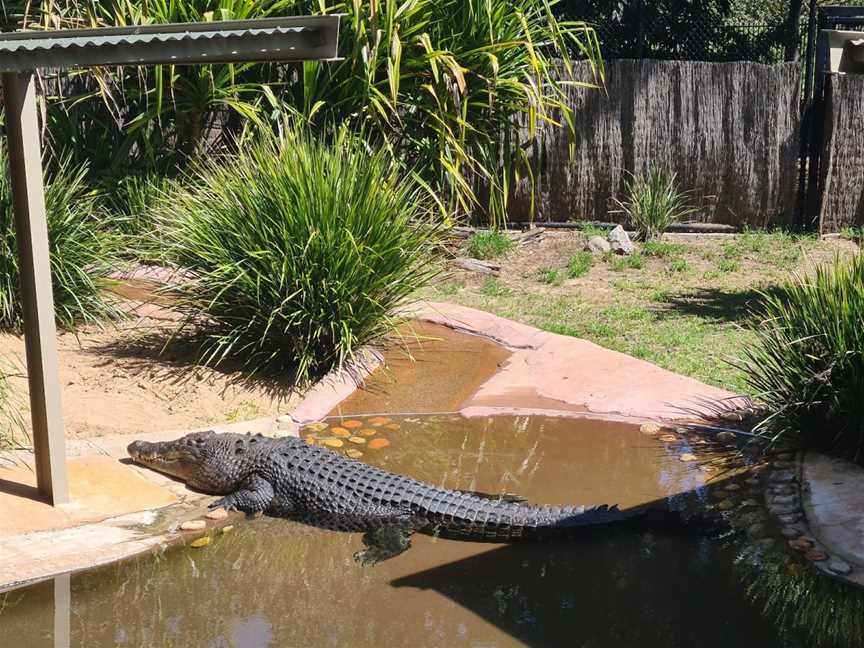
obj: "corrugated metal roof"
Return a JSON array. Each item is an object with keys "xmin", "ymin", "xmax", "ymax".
[
  {"xmin": 0, "ymin": 16, "xmax": 340, "ymax": 70},
  {"xmin": 0, "ymin": 25, "xmax": 311, "ymax": 54}
]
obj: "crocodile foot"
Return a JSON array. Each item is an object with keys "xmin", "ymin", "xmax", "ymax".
[{"xmin": 354, "ymin": 524, "xmax": 414, "ymax": 566}]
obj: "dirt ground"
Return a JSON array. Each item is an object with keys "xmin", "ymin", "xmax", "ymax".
[{"xmin": 0, "ymin": 316, "xmax": 300, "ymax": 440}]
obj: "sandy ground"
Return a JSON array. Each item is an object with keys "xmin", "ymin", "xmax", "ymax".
[{"xmin": 0, "ymin": 317, "xmax": 300, "ymax": 440}]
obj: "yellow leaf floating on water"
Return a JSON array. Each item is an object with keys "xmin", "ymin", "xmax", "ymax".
[
  {"xmin": 342, "ymin": 420, "xmax": 363, "ymax": 429},
  {"xmin": 190, "ymin": 536, "xmax": 211, "ymax": 548},
  {"xmin": 331, "ymin": 427, "xmax": 351, "ymax": 438},
  {"xmin": 359, "ymin": 428, "xmax": 377, "ymax": 436},
  {"xmin": 385, "ymin": 423, "xmax": 400, "ymax": 431},
  {"xmin": 367, "ymin": 438, "xmax": 390, "ymax": 450},
  {"xmin": 346, "ymin": 449, "xmax": 363, "ymax": 459},
  {"xmin": 348, "ymin": 436, "xmax": 366, "ymax": 444},
  {"xmin": 322, "ymin": 438, "xmax": 344, "ymax": 448}
]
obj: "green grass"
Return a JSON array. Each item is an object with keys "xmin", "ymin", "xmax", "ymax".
[
  {"xmin": 613, "ymin": 167, "xmax": 695, "ymax": 241},
  {"xmin": 578, "ymin": 223, "xmax": 608, "ymax": 240},
  {"xmin": 154, "ymin": 126, "xmax": 442, "ymax": 383},
  {"xmin": 738, "ymin": 252, "xmax": 864, "ymax": 464},
  {"xmin": 642, "ymin": 241, "xmax": 686, "ymax": 258},
  {"xmin": 840, "ymin": 226, "xmax": 863, "ymax": 244},
  {"xmin": 467, "ymin": 230, "xmax": 513, "ymax": 260},
  {"xmin": 607, "ymin": 252, "xmax": 645, "ymax": 271},
  {"xmin": 480, "ymin": 278, "xmax": 511, "ymax": 296},
  {"xmin": 537, "ymin": 267, "xmax": 563, "ymax": 286},
  {"xmin": 0, "ymin": 144, "xmax": 122, "ymax": 331},
  {"xmin": 424, "ymin": 231, "xmax": 847, "ymax": 395},
  {"xmin": 0, "ymin": 360, "xmax": 24, "ymax": 454},
  {"xmin": 567, "ymin": 251, "xmax": 593, "ymax": 278}
]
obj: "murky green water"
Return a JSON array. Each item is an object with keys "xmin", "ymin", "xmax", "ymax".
[{"xmin": 1, "ymin": 415, "xmax": 861, "ymax": 648}]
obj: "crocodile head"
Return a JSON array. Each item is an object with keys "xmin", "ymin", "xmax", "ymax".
[{"xmin": 127, "ymin": 430, "xmax": 245, "ymax": 494}]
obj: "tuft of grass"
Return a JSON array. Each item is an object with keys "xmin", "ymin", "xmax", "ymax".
[
  {"xmin": 613, "ymin": 167, "xmax": 695, "ymax": 241},
  {"xmin": 578, "ymin": 223, "xmax": 608, "ymax": 240},
  {"xmin": 607, "ymin": 252, "xmax": 645, "ymax": 272},
  {"xmin": 0, "ymin": 360, "xmax": 24, "ymax": 454},
  {"xmin": 642, "ymin": 241, "xmax": 686, "ymax": 258},
  {"xmin": 0, "ymin": 144, "xmax": 122, "ymax": 331},
  {"xmin": 537, "ymin": 267, "xmax": 563, "ymax": 286},
  {"xmin": 467, "ymin": 230, "xmax": 513, "ymax": 260},
  {"xmin": 717, "ymin": 258, "xmax": 741, "ymax": 273},
  {"xmin": 154, "ymin": 126, "xmax": 442, "ymax": 383},
  {"xmin": 839, "ymin": 226, "xmax": 863, "ymax": 245},
  {"xmin": 737, "ymin": 253, "xmax": 864, "ymax": 464},
  {"xmin": 480, "ymin": 278, "xmax": 511, "ymax": 296},
  {"xmin": 666, "ymin": 258, "xmax": 690, "ymax": 274},
  {"xmin": 567, "ymin": 251, "xmax": 593, "ymax": 278}
]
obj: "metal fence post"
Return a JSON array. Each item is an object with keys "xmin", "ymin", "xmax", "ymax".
[{"xmin": 2, "ymin": 71, "xmax": 70, "ymax": 505}]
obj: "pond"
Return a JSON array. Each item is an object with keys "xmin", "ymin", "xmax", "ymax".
[{"xmin": 1, "ymin": 415, "xmax": 861, "ymax": 647}]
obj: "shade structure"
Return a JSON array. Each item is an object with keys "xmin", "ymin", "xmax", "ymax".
[{"xmin": 0, "ymin": 16, "xmax": 340, "ymax": 505}]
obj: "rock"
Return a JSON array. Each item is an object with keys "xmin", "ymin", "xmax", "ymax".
[
  {"xmin": 805, "ymin": 550, "xmax": 828, "ymax": 562},
  {"xmin": 331, "ymin": 427, "xmax": 351, "ymax": 438},
  {"xmin": 827, "ymin": 559, "xmax": 853, "ymax": 576},
  {"xmin": 788, "ymin": 537, "xmax": 814, "ymax": 552},
  {"xmin": 744, "ymin": 478, "xmax": 761, "ymax": 487},
  {"xmin": 348, "ymin": 436, "xmax": 366, "ymax": 444},
  {"xmin": 276, "ymin": 414, "xmax": 293, "ymax": 424},
  {"xmin": 205, "ymin": 508, "xmax": 229, "ymax": 521},
  {"xmin": 359, "ymin": 428, "xmax": 377, "ymax": 437},
  {"xmin": 769, "ymin": 494, "xmax": 798, "ymax": 506},
  {"xmin": 738, "ymin": 499, "xmax": 760, "ymax": 510},
  {"xmin": 698, "ymin": 465, "xmax": 715, "ymax": 473},
  {"xmin": 640, "ymin": 422, "xmax": 662, "ymax": 436},
  {"xmin": 585, "ymin": 236, "xmax": 611, "ymax": 254},
  {"xmin": 180, "ymin": 520, "xmax": 207, "ymax": 532},
  {"xmin": 781, "ymin": 526, "xmax": 803, "ymax": 539},
  {"xmin": 749, "ymin": 464, "xmax": 770, "ymax": 476},
  {"xmin": 607, "ymin": 225, "xmax": 635, "ymax": 255},
  {"xmin": 342, "ymin": 420, "xmax": 363, "ymax": 429},
  {"xmin": 221, "ymin": 525, "xmax": 234, "ymax": 534},
  {"xmin": 773, "ymin": 460, "xmax": 795, "ymax": 470},
  {"xmin": 190, "ymin": 536, "xmax": 211, "ymax": 548},
  {"xmin": 718, "ymin": 410, "xmax": 745, "ymax": 423},
  {"xmin": 718, "ymin": 499, "xmax": 736, "ymax": 511},
  {"xmin": 769, "ymin": 503, "xmax": 800, "ymax": 516},
  {"xmin": 747, "ymin": 523, "xmax": 766, "ymax": 537},
  {"xmin": 768, "ymin": 470, "xmax": 796, "ymax": 483},
  {"xmin": 723, "ymin": 484, "xmax": 742, "ymax": 492},
  {"xmin": 778, "ymin": 513, "xmax": 803, "ymax": 524},
  {"xmin": 346, "ymin": 449, "xmax": 364, "ymax": 459},
  {"xmin": 679, "ymin": 453, "xmax": 698, "ymax": 462},
  {"xmin": 716, "ymin": 431, "xmax": 737, "ymax": 442},
  {"xmin": 367, "ymin": 438, "xmax": 391, "ymax": 450}
]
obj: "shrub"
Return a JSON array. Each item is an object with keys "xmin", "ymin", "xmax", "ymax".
[
  {"xmin": 155, "ymin": 127, "xmax": 442, "ymax": 383},
  {"xmin": 567, "ymin": 251, "xmax": 593, "ymax": 278},
  {"xmin": 738, "ymin": 254, "xmax": 864, "ymax": 464},
  {"xmin": 537, "ymin": 267, "xmax": 562, "ymax": 286},
  {"xmin": 0, "ymin": 144, "xmax": 122, "ymax": 331},
  {"xmin": 614, "ymin": 167, "xmax": 694, "ymax": 241},
  {"xmin": 467, "ymin": 230, "xmax": 513, "ymax": 260}
]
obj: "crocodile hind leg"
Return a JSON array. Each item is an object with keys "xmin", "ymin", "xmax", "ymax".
[{"xmin": 353, "ymin": 519, "xmax": 418, "ymax": 566}]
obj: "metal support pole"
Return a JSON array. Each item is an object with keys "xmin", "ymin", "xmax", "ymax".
[{"xmin": 2, "ymin": 71, "xmax": 69, "ymax": 505}]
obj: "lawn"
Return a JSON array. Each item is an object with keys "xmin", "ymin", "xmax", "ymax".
[{"xmin": 421, "ymin": 230, "xmax": 857, "ymax": 394}]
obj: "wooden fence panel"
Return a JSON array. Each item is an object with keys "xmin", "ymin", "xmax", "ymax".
[
  {"xmin": 511, "ymin": 60, "xmax": 802, "ymax": 228},
  {"xmin": 819, "ymin": 73, "xmax": 864, "ymax": 233}
]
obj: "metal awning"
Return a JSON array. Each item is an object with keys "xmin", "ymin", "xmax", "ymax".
[
  {"xmin": 0, "ymin": 16, "xmax": 339, "ymax": 70},
  {"xmin": 0, "ymin": 16, "xmax": 340, "ymax": 506}
]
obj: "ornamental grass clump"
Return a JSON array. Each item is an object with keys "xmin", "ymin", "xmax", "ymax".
[
  {"xmin": 0, "ymin": 144, "xmax": 121, "ymax": 331},
  {"xmin": 156, "ymin": 128, "xmax": 442, "ymax": 383},
  {"xmin": 614, "ymin": 167, "xmax": 695, "ymax": 241},
  {"xmin": 739, "ymin": 253, "xmax": 864, "ymax": 465}
]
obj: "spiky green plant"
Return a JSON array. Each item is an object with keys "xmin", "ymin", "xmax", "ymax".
[
  {"xmin": 0, "ymin": 143, "xmax": 122, "ymax": 331},
  {"xmin": 154, "ymin": 126, "xmax": 442, "ymax": 382},
  {"xmin": 738, "ymin": 253, "xmax": 864, "ymax": 464},
  {"xmin": 614, "ymin": 167, "xmax": 695, "ymax": 241},
  {"xmin": 467, "ymin": 230, "xmax": 513, "ymax": 259}
]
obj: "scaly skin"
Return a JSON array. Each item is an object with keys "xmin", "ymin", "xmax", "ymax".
[{"xmin": 128, "ymin": 430, "xmax": 648, "ymax": 562}]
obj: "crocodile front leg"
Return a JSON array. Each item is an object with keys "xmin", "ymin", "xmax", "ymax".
[
  {"xmin": 209, "ymin": 474, "xmax": 275, "ymax": 514},
  {"xmin": 353, "ymin": 520, "xmax": 417, "ymax": 566}
]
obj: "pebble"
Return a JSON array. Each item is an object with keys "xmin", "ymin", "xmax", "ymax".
[
  {"xmin": 770, "ymin": 494, "xmax": 797, "ymax": 506},
  {"xmin": 679, "ymin": 453, "xmax": 698, "ymax": 462},
  {"xmin": 322, "ymin": 438, "xmax": 344, "ymax": 448},
  {"xmin": 306, "ymin": 422, "xmax": 328, "ymax": 432},
  {"xmin": 781, "ymin": 526, "xmax": 802, "ymax": 539},
  {"xmin": 640, "ymin": 422, "xmax": 662, "ymax": 435},
  {"xmin": 716, "ymin": 431, "xmax": 737, "ymax": 442},
  {"xmin": 805, "ymin": 550, "xmax": 828, "ymax": 562},
  {"xmin": 385, "ymin": 423, "xmax": 401, "ymax": 431},
  {"xmin": 276, "ymin": 414, "xmax": 293, "ymax": 424},
  {"xmin": 698, "ymin": 465, "xmax": 715, "ymax": 473},
  {"xmin": 205, "ymin": 508, "xmax": 229, "ymax": 521},
  {"xmin": 331, "ymin": 427, "xmax": 351, "ymax": 438},
  {"xmin": 190, "ymin": 536, "xmax": 211, "ymax": 548},
  {"xmin": 827, "ymin": 559, "xmax": 852, "ymax": 576},
  {"xmin": 221, "ymin": 525, "xmax": 234, "ymax": 534},
  {"xmin": 346, "ymin": 449, "xmax": 364, "ymax": 459},
  {"xmin": 773, "ymin": 460, "xmax": 794, "ymax": 470},
  {"xmin": 788, "ymin": 537, "xmax": 814, "ymax": 552},
  {"xmin": 723, "ymin": 484, "xmax": 742, "ymax": 492},
  {"xmin": 768, "ymin": 470, "xmax": 796, "ymax": 483},
  {"xmin": 778, "ymin": 513, "xmax": 803, "ymax": 524},
  {"xmin": 180, "ymin": 520, "xmax": 207, "ymax": 532},
  {"xmin": 342, "ymin": 420, "xmax": 363, "ymax": 429},
  {"xmin": 744, "ymin": 478, "xmax": 761, "ymax": 487},
  {"xmin": 359, "ymin": 428, "xmax": 377, "ymax": 436},
  {"xmin": 738, "ymin": 499, "xmax": 760, "ymax": 510},
  {"xmin": 348, "ymin": 436, "xmax": 366, "ymax": 444},
  {"xmin": 718, "ymin": 499, "xmax": 736, "ymax": 511},
  {"xmin": 749, "ymin": 464, "xmax": 770, "ymax": 476},
  {"xmin": 659, "ymin": 434, "xmax": 678, "ymax": 442},
  {"xmin": 369, "ymin": 416, "xmax": 392, "ymax": 426},
  {"xmin": 367, "ymin": 438, "xmax": 391, "ymax": 450},
  {"xmin": 747, "ymin": 523, "xmax": 766, "ymax": 537},
  {"xmin": 304, "ymin": 436, "xmax": 316, "ymax": 445}
]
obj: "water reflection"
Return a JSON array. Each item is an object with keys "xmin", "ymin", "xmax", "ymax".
[{"xmin": 0, "ymin": 415, "xmax": 861, "ymax": 647}]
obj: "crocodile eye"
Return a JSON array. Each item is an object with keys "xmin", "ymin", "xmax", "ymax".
[{"xmin": 235, "ymin": 447, "xmax": 245, "ymax": 455}]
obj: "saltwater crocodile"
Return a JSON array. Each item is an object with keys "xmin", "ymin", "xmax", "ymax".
[{"xmin": 128, "ymin": 430, "xmax": 672, "ymax": 564}]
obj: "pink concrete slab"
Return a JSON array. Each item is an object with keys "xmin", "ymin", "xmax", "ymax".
[{"xmin": 415, "ymin": 302, "xmax": 743, "ymax": 422}]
